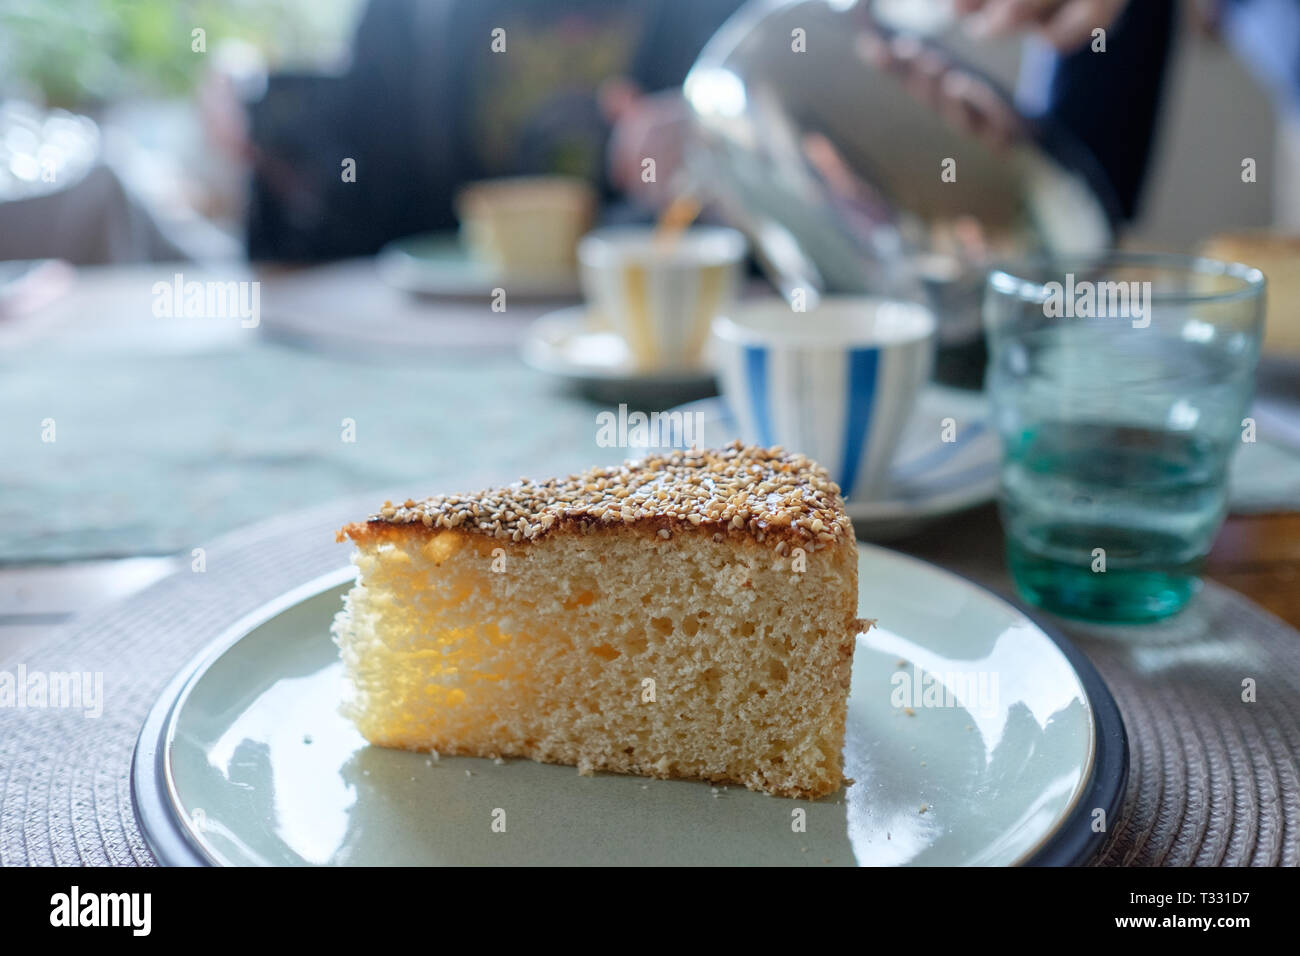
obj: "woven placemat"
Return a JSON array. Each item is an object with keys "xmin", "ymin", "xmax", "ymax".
[
  {"xmin": 1070, "ymin": 600, "xmax": 1300, "ymax": 866},
  {"xmin": 2, "ymin": 495, "xmax": 1298, "ymax": 866}
]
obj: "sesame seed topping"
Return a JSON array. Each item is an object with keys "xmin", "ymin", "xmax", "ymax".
[{"xmin": 355, "ymin": 442, "xmax": 852, "ymax": 547}]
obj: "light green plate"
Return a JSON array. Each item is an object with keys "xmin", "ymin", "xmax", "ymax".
[
  {"xmin": 133, "ymin": 544, "xmax": 1126, "ymax": 866},
  {"xmin": 376, "ymin": 233, "xmax": 581, "ymax": 300}
]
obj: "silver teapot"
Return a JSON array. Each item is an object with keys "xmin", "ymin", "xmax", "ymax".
[{"xmin": 683, "ymin": 0, "xmax": 1116, "ymax": 382}]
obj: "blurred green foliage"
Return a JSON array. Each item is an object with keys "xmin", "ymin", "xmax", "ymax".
[{"xmin": 0, "ymin": 0, "xmax": 360, "ymax": 107}]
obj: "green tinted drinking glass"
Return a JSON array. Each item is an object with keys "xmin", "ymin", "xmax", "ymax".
[{"xmin": 984, "ymin": 253, "xmax": 1266, "ymax": 623}]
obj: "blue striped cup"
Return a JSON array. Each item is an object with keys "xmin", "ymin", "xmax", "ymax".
[{"xmin": 711, "ymin": 297, "xmax": 935, "ymax": 501}]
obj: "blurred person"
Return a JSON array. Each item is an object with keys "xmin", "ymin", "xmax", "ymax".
[
  {"xmin": 869, "ymin": 0, "xmax": 1175, "ymax": 221},
  {"xmin": 997, "ymin": 0, "xmax": 1176, "ymax": 220},
  {"xmin": 234, "ymin": 0, "xmax": 743, "ymax": 261},
  {"xmin": 965, "ymin": 0, "xmax": 1298, "ymax": 223},
  {"xmin": 229, "ymin": 0, "xmax": 1297, "ymax": 260}
]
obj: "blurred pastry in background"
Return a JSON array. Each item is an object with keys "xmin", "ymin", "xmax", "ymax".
[
  {"xmin": 1202, "ymin": 232, "xmax": 1300, "ymax": 358},
  {"xmin": 455, "ymin": 176, "xmax": 597, "ymax": 276}
]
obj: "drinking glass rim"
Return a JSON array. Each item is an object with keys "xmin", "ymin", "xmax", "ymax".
[{"xmin": 987, "ymin": 251, "xmax": 1266, "ymax": 307}]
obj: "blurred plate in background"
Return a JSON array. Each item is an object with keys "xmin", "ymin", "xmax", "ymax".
[
  {"xmin": 377, "ymin": 233, "xmax": 581, "ymax": 301},
  {"xmin": 521, "ymin": 305, "xmax": 719, "ymax": 405}
]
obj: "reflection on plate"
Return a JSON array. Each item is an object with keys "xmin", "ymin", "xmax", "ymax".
[
  {"xmin": 377, "ymin": 233, "xmax": 581, "ymax": 300},
  {"xmin": 133, "ymin": 544, "xmax": 1126, "ymax": 866},
  {"xmin": 643, "ymin": 389, "xmax": 999, "ymax": 540}
]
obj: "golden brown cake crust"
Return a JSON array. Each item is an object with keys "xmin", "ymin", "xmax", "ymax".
[{"xmin": 339, "ymin": 442, "xmax": 855, "ymax": 552}]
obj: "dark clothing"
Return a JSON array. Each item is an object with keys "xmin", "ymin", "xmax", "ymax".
[
  {"xmin": 1021, "ymin": 0, "xmax": 1300, "ymax": 222},
  {"xmin": 1017, "ymin": 0, "xmax": 1178, "ymax": 221},
  {"xmin": 246, "ymin": 0, "xmax": 741, "ymax": 261},
  {"xmin": 252, "ymin": 0, "xmax": 1288, "ymax": 259}
]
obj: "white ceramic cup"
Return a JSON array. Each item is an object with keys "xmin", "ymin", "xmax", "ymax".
[
  {"xmin": 578, "ymin": 225, "xmax": 746, "ymax": 370},
  {"xmin": 711, "ymin": 296, "xmax": 936, "ymax": 501}
]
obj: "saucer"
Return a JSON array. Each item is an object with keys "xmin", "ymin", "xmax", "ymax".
[
  {"xmin": 377, "ymin": 233, "xmax": 581, "ymax": 300},
  {"xmin": 521, "ymin": 306, "xmax": 718, "ymax": 401}
]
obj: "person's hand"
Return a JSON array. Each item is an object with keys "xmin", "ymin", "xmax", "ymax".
[
  {"xmin": 954, "ymin": 0, "xmax": 1130, "ymax": 51},
  {"xmin": 855, "ymin": 31, "xmax": 1024, "ymax": 151},
  {"xmin": 602, "ymin": 79, "xmax": 692, "ymax": 211},
  {"xmin": 197, "ymin": 41, "xmax": 266, "ymax": 165}
]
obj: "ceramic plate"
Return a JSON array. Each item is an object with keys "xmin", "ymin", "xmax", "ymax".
[
  {"xmin": 377, "ymin": 233, "xmax": 581, "ymax": 300},
  {"xmin": 133, "ymin": 544, "xmax": 1125, "ymax": 866},
  {"xmin": 646, "ymin": 389, "xmax": 999, "ymax": 540}
]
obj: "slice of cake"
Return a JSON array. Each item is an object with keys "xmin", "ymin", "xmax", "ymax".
[{"xmin": 332, "ymin": 443, "xmax": 865, "ymax": 799}]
